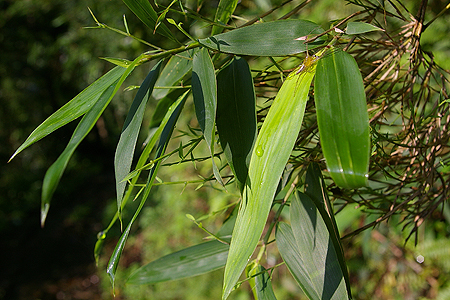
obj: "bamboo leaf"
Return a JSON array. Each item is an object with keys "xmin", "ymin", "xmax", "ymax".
[
  {"xmin": 122, "ymin": 0, "xmax": 177, "ymax": 42},
  {"xmin": 304, "ymin": 163, "xmax": 352, "ymax": 298},
  {"xmin": 199, "ymin": 20, "xmax": 325, "ymax": 57},
  {"xmin": 314, "ymin": 49, "xmax": 370, "ymax": 189},
  {"xmin": 127, "ymin": 240, "xmax": 229, "ymax": 284},
  {"xmin": 153, "ymin": 50, "xmax": 193, "ymax": 100},
  {"xmin": 192, "ymin": 48, "xmax": 224, "ymax": 185},
  {"xmin": 40, "ymin": 83, "xmax": 117, "ymax": 226},
  {"xmin": 40, "ymin": 55, "xmax": 143, "ymax": 226},
  {"xmin": 345, "ymin": 22, "xmax": 383, "ymax": 35},
  {"xmin": 276, "ymin": 222, "xmax": 318, "ymax": 299},
  {"xmin": 9, "ymin": 66, "xmax": 126, "ymax": 161},
  {"xmin": 211, "ymin": 0, "xmax": 239, "ymax": 35},
  {"xmin": 107, "ymin": 92, "xmax": 187, "ymax": 290},
  {"xmin": 216, "ymin": 57, "xmax": 257, "ymax": 192},
  {"xmin": 222, "ymin": 59, "xmax": 317, "ymax": 300},
  {"xmin": 289, "ymin": 191, "xmax": 349, "ymax": 300},
  {"xmin": 115, "ymin": 60, "xmax": 163, "ymax": 219}
]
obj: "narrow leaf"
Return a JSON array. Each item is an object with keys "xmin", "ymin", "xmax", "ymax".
[
  {"xmin": 345, "ymin": 22, "xmax": 383, "ymax": 35},
  {"xmin": 40, "ymin": 82, "xmax": 118, "ymax": 226},
  {"xmin": 9, "ymin": 66, "xmax": 126, "ymax": 161},
  {"xmin": 192, "ymin": 48, "xmax": 224, "ymax": 185},
  {"xmin": 314, "ymin": 49, "xmax": 370, "ymax": 188},
  {"xmin": 107, "ymin": 92, "xmax": 187, "ymax": 289},
  {"xmin": 216, "ymin": 57, "xmax": 257, "ymax": 192},
  {"xmin": 199, "ymin": 20, "xmax": 325, "ymax": 57},
  {"xmin": 223, "ymin": 58, "xmax": 317, "ymax": 299},
  {"xmin": 127, "ymin": 240, "xmax": 229, "ymax": 284},
  {"xmin": 290, "ymin": 192, "xmax": 349, "ymax": 299},
  {"xmin": 115, "ymin": 60, "xmax": 162, "ymax": 219},
  {"xmin": 122, "ymin": 0, "xmax": 177, "ymax": 42},
  {"xmin": 40, "ymin": 55, "xmax": 143, "ymax": 226},
  {"xmin": 211, "ymin": 0, "xmax": 239, "ymax": 35}
]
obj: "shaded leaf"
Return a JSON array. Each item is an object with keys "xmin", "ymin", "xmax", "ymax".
[
  {"xmin": 192, "ymin": 48, "xmax": 224, "ymax": 185},
  {"xmin": 290, "ymin": 192, "xmax": 349, "ymax": 299},
  {"xmin": 199, "ymin": 20, "xmax": 325, "ymax": 57},
  {"xmin": 304, "ymin": 162, "xmax": 351, "ymax": 298},
  {"xmin": 222, "ymin": 57, "xmax": 317, "ymax": 300},
  {"xmin": 122, "ymin": 0, "xmax": 177, "ymax": 42},
  {"xmin": 216, "ymin": 57, "xmax": 257, "ymax": 192},
  {"xmin": 107, "ymin": 92, "xmax": 188, "ymax": 289},
  {"xmin": 276, "ymin": 222, "xmax": 318, "ymax": 299},
  {"xmin": 345, "ymin": 22, "xmax": 383, "ymax": 35},
  {"xmin": 314, "ymin": 49, "xmax": 370, "ymax": 188},
  {"xmin": 127, "ymin": 240, "xmax": 229, "ymax": 284},
  {"xmin": 9, "ymin": 66, "xmax": 126, "ymax": 161},
  {"xmin": 211, "ymin": 0, "xmax": 239, "ymax": 35},
  {"xmin": 115, "ymin": 60, "xmax": 163, "ymax": 219}
]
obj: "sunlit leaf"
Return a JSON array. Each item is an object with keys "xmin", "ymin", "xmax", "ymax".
[
  {"xmin": 9, "ymin": 66, "xmax": 126, "ymax": 161},
  {"xmin": 199, "ymin": 20, "xmax": 325, "ymax": 56},
  {"xmin": 222, "ymin": 58, "xmax": 317, "ymax": 300},
  {"xmin": 314, "ymin": 49, "xmax": 370, "ymax": 188},
  {"xmin": 40, "ymin": 55, "xmax": 144, "ymax": 226},
  {"xmin": 216, "ymin": 57, "xmax": 257, "ymax": 192},
  {"xmin": 115, "ymin": 60, "xmax": 162, "ymax": 219}
]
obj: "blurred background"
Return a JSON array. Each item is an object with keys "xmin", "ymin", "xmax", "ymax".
[{"xmin": 1, "ymin": 0, "xmax": 450, "ymax": 299}]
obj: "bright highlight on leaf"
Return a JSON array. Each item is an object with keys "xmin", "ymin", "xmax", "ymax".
[{"xmin": 222, "ymin": 55, "xmax": 318, "ymax": 300}]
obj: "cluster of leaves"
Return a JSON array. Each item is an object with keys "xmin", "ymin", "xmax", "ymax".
[{"xmin": 9, "ymin": 0, "xmax": 450, "ymax": 299}]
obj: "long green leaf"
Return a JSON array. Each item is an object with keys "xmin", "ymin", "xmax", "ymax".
[
  {"xmin": 127, "ymin": 205, "xmax": 238, "ymax": 285},
  {"xmin": 122, "ymin": 0, "xmax": 177, "ymax": 42},
  {"xmin": 9, "ymin": 66, "xmax": 126, "ymax": 161},
  {"xmin": 153, "ymin": 50, "xmax": 193, "ymax": 100},
  {"xmin": 199, "ymin": 20, "xmax": 325, "ymax": 57},
  {"xmin": 304, "ymin": 163, "xmax": 352, "ymax": 298},
  {"xmin": 115, "ymin": 60, "xmax": 162, "ymax": 219},
  {"xmin": 192, "ymin": 48, "xmax": 224, "ymax": 185},
  {"xmin": 107, "ymin": 92, "xmax": 187, "ymax": 290},
  {"xmin": 127, "ymin": 240, "xmax": 229, "ymax": 284},
  {"xmin": 290, "ymin": 192, "xmax": 349, "ymax": 299},
  {"xmin": 216, "ymin": 57, "xmax": 257, "ymax": 192},
  {"xmin": 314, "ymin": 49, "xmax": 370, "ymax": 188},
  {"xmin": 40, "ymin": 56, "xmax": 143, "ymax": 226},
  {"xmin": 40, "ymin": 82, "xmax": 118, "ymax": 226},
  {"xmin": 276, "ymin": 222, "xmax": 318, "ymax": 299},
  {"xmin": 211, "ymin": 0, "xmax": 239, "ymax": 35},
  {"xmin": 222, "ymin": 59, "xmax": 317, "ymax": 300}
]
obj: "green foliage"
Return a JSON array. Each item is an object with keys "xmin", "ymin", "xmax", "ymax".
[{"xmin": 8, "ymin": 0, "xmax": 450, "ymax": 299}]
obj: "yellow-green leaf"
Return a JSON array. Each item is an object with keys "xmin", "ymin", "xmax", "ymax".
[{"xmin": 222, "ymin": 60, "xmax": 317, "ymax": 299}]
